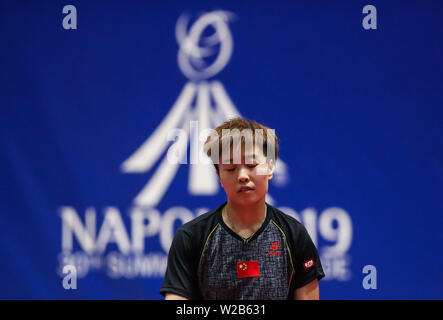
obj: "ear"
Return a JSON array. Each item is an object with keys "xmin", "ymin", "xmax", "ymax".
[
  {"xmin": 216, "ymin": 170, "xmax": 224, "ymax": 187},
  {"xmin": 267, "ymin": 159, "xmax": 275, "ymax": 180}
]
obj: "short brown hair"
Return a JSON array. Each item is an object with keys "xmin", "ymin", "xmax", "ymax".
[{"xmin": 203, "ymin": 117, "xmax": 279, "ymax": 172}]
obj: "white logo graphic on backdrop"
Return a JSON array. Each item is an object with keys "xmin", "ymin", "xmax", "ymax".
[
  {"xmin": 176, "ymin": 10, "xmax": 234, "ymax": 80},
  {"xmin": 59, "ymin": 11, "xmax": 352, "ymax": 282},
  {"xmin": 121, "ymin": 11, "xmax": 288, "ymax": 207}
]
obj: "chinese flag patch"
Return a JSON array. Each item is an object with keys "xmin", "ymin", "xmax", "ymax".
[{"xmin": 237, "ymin": 261, "xmax": 260, "ymax": 278}]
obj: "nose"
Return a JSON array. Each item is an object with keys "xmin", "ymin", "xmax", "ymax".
[{"xmin": 237, "ymin": 167, "xmax": 250, "ymax": 183}]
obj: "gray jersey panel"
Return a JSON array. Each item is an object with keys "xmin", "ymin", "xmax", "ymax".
[{"xmin": 198, "ymin": 221, "xmax": 293, "ymax": 300}]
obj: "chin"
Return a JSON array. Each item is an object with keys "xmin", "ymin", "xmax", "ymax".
[{"xmin": 233, "ymin": 194, "xmax": 265, "ymax": 206}]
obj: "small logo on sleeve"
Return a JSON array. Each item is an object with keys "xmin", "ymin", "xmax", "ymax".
[
  {"xmin": 303, "ymin": 259, "xmax": 315, "ymax": 270},
  {"xmin": 237, "ymin": 261, "xmax": 260, "ymax": 278}
]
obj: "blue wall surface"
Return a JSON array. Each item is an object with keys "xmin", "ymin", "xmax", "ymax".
[{"xmin": 1, "ymin": 0, "xmax": 442, "ymax": 299}]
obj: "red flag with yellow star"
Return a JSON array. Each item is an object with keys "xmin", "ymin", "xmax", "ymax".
[{"xmin": 236, "ymin": 261, "xmax": 260, "ymax": 278}]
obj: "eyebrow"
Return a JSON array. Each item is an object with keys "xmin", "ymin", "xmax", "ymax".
[{"xmin": 222, "ymin": 154, "xmax": 257, "ymax": 164}]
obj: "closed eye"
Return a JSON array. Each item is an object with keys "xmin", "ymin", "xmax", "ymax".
[{"xmin": 224, "ymin": 164, "xmax": 257, "ymax": 171}]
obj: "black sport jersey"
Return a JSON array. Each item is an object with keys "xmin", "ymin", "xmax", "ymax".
[{"xmin": 160, "ymin": 202, "xmax": 325, "ymax": 300}]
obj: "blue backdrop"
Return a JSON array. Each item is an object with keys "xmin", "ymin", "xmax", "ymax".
[{"xmin": 1, "ymin": 0, "xmax": 442, "ymax": 299}]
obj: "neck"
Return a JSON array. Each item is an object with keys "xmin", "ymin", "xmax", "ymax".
[{"xmin": 224, "ymin": 200, "xmax": 267, "ymax": 230}]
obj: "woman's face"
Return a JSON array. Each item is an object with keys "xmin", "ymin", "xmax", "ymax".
[{"xmin": 217, "ymin": 145, "xmax": 274, "ymax": 206}]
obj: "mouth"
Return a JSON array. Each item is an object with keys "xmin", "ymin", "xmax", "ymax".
[{"xmin": 238, "ymin": 186, "xmax": 255, "ymax": 193}]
